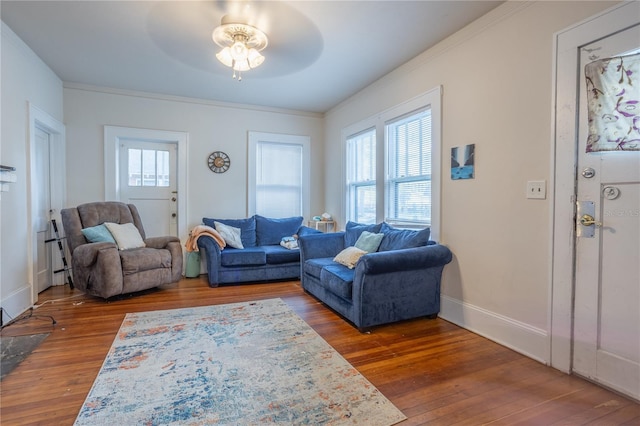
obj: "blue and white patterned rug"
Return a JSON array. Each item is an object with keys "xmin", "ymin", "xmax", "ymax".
[{"xmin": 74, "ymin": 298, "xmax": 407, "ymax": 425}]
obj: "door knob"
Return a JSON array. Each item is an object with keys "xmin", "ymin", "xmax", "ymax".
[
  {"xmin": 171, "ymin": 197, "xmax": 176, "ymax": 202},
  {"xmin": 579, "ymin": 214, "xmax": 601, "ymax": 227},
  {"xmin": 172, "ymin": 213, "xmax": 177, "ymax": 218}
]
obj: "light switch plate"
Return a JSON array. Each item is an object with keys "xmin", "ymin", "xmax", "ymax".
[{"xmin": 527, "ymin": 180, "xmax": 546, "ymax": 199}]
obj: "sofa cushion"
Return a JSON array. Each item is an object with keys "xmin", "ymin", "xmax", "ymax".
[
  {"xmin": 320, "ymin": 264, "xmax": 355, "ymax": 300},
  {"xmin": 304, "ymin": 258, "xmax": 335, "ymax": 279},
  {"xmin": 203, "ymin": 216, "xmax": 256, "ymax": 247},
  {"xmin": 378, "ymin": 225, "xmax": 431, "ymax": 251},
  {"xmin": 256, "ymin": 215, "xmax": 304, "ymax": 246},
  {"xmin": 214, "ymin": 221, "xmax": 244, "ymax": 249},
  {"xmin": 344, "ymin": 221, "xmax": 383, "ymax": 247},
  {"xmin": 354, "ymin": 231, "xmax": 384, "ymax": 253},
  {"xmin": 262, "ymin": 245, "xmax": 300, "ymax": 264},
  {"xmin": 220, "ymin": 247, "xmax": 266, "ymax": 266},
  {"xmin": 119, "ymin": 247, "xmax": 171, "ymax": 274}
]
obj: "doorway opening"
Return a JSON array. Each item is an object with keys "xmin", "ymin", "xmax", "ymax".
[{"xmin": 28, "ymin": 103, "xmax": 66, "ymax": 303}]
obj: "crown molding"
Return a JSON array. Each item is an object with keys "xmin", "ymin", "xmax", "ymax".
[{"xmin": 62, "ymin": 82, "xmax": 324, "ymax": 119}]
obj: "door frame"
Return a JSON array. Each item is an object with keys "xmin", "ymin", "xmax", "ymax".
[
  {"xmin": 28, "ymin": 102, "xmax": 66, "ymax": 303},
  {"xmin": 104, "ymin": 126, "xmax": 188, "ymax": 241},
  {"xmin": 550, "ymin": 1, "xmax": 639, "ymax": 373}
]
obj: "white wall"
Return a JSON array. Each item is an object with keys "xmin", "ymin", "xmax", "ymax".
[
  {"xmin": 2, "ymin": 0, "xmax": 620, "ymax": 366},
  {"xmin": 0, "ymin": 23, "xmax": 64, "ymax": 322},
  {"xmin": 63, "ymin": 86, "xmax": 325, "ymax": 239},
  {"xmin": 324, "ymin": 1, "xmax": 615, "ymax": 363}
]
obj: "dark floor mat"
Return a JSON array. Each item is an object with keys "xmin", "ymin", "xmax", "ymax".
[{"xmin": 1, "ymin": 333, "xmax": 50, "ymax": 380}]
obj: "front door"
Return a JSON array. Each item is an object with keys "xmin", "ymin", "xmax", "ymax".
[
  {"xmin": 119, "ymin": 140, "xmax": 178, "ymax": 237},
  {"xmin": 573, "ymin": 24, "xmax": 640, "ymax": 400}
]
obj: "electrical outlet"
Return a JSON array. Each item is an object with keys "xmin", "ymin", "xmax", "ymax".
[{"xmin": 527, "ymin": 180, "xmax": 546, "ymax": 199}]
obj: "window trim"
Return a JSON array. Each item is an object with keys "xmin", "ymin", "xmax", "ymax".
[{"xmin": 247, "ymin": 131, "xmax": 311, "ymax": 218}]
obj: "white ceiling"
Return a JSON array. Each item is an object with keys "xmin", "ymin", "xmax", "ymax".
[{"xmin": 1, "ymin": 1, "xmax": 503, "ymax": 113}]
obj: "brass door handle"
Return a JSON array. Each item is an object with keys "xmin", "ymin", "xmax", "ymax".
[{"xmin": 580, "ymin": 214, "xmax": 602, "ymax": 227}]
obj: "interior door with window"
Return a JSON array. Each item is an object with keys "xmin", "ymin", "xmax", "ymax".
[
  {"xmin": 573, "ymin": 24, "xmax": 640, "ymax": 400},
  {"xmin": 35, "ymin": 127, "xmax": 52, "ymax": 293},
  {"xmin": 119, "ymin": 140, "xmax": 177, "ymax": 237}
]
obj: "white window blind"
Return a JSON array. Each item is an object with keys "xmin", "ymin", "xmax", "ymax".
[
  {"xmin": 346, "ymin": 128, "xmax": 376, "ymax": 223},
  {"xmin": 255, "ymin": 141, "xmax": 303, "ymax": 218},
  {"xmin": 386, "ymin": 108, "xmax": 431, "ymax": 226}
]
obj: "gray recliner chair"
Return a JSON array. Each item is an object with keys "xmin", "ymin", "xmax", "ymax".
[{"xmin": 61, "ymin": 201, "xmax": 183, "ymax": 299}]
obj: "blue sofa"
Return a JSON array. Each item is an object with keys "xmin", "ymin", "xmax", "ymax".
[
  {"xmin": 299, "ymin": 221, "xmax": 453, "ymax": 331},
  {"xmin": 197, "ymin": 215, "xmax": 320, "ymax": 287}
]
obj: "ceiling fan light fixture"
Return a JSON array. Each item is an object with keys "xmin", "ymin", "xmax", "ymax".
[
  {"xmin": 247, "ymin": 48, "xmax": 264, "ymax": 68},
  {"xmin": 212, "ymin": 19, "xmax": 268, "ymax": 81},
  {"xmin": 230, "ymin": 40, "xmax": 248, "ymax": 61},
  {"xmin": 215, "ymin": 47, "xmax": 233, "ymax": 67}
]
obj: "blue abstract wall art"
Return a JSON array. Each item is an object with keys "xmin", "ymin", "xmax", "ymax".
[{"xmin": 451, "ymin": 143, "xmax": 475, "ymax": 180}]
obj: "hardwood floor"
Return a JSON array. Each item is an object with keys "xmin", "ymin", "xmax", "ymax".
[{"xmin": 1, "ymin": 277, "xmax": 638, "ymax": 425}]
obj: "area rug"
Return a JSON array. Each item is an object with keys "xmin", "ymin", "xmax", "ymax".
[
  {"xmin": 74, "ymin": 298, "xmax": 406, "ymax": 425},
  {"xmin": 0, "ymin": 333, "xmax": 50, "ymax": 380}
]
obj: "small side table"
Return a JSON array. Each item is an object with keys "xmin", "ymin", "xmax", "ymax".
[{"xmin": 309, "ymin": 220, "xmax": 336, "ymax": 233}]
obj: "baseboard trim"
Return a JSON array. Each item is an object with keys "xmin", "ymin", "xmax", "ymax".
[
  {"xmin": 440, "ymin": 295, "xmax": 549, "ymax": 365},
  {"xmin": 1, "ymin": 284, "xmax": 33, "ymax": 326}
]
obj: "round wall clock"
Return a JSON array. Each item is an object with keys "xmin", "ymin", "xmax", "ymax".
[{"xmin": 208, "ymin": 151, "xmax": 230, "ymax": 173}]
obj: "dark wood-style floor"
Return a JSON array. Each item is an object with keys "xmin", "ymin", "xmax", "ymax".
[{"xmin": 1, "ymin": 277, "xmax": 638, "ymax": 425}]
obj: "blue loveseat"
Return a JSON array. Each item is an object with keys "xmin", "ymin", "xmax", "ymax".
[
  {"xmin": 197, "ymin": 215, "xmax": 320, "ymax": 287},
  {"xmin": 299, "ymin": 221, "xmax": 453, "ymax": 331}
]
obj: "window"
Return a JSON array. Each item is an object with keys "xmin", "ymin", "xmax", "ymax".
[
  {"xmin": 248, "ymin": 132, "xmax": 310, "ymax": 218},
  {"xmin": 386, "ymin": 109, "xmax": 431, "ymax": 226},
  {"xmin": 127, "ymin": 148, "xmax": 170, "ymax": 187},
  {"xmin": 346, "ymin": 128, "xmax": 376, "ymax": 223},
  {"xmin": 342, "ymin": 87, "xmax": 441, "ymax": 240}
]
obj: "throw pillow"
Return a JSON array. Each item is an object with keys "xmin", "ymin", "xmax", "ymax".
[
  {"xmin": 214, "ymin": 221, "xmax": 244, "ymax": 249},
  {"xmin": 354, "ymin": 231, "xmax": 384, "ymax": 253},
  {"xmin": 344, "ymin": 221, "xmax": 383, "ymax": 247},
  {"xmin": 103, "ymin": 222, "xmax": 146, "ymax": 250},
  {"xmin": 255, "ymin": 215, "xmax": 304, "ymax": 246},
  {"xmin": 333, "ymin": 246, "xmax": 367, "ymax": 269},
  {"xmin": 203, "ymin": 216, "xmax": 256, "ymax": 247},
  {"xmin": 81, "ymin": 224, "xmax": 116, "ymax": 244},
  {"xmin": 378, "ymin": 224, "xmax": 431, "ymax": 251}
]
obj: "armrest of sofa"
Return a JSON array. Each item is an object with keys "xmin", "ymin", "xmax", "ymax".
[
  {"xmin": 144, "ymin": 236, "xmax": 180, "ymax": 249},
  {"xmin": 145, "ymin": 236, "xmax": 183, "ymax": 280},
  {"xmin": 298, "ymin": 232, "xmax": 346, "ymax": 260},
  {"xmin": 357, "ymin": 244, "xmax": 452, "ymax": 275},
  {"xmin": 72, "ymin": 242, "xmax": 119, "ymax": 268},
  {"xmin": 350, "ymin": 244, "xmax": 452, "ymax": 328},
  {"xmin": 196, "ymin": 235, "xmax": 222, "ymax": 287},
  {"xmin": 71, "ymin": 242, "xmax": 124, "ymax": 297}
]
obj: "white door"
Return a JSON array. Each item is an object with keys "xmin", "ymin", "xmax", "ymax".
[
  {"xmin": 573, "ymin": 25, "xmax": 640, "ymax": 400},
  {"xmin": 34, "ymin": 127, "xmax": 52, "ymax": 293},
  {"xmin": 119, "ymin": 140, "xmax": 178, "ymax": 237}
]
